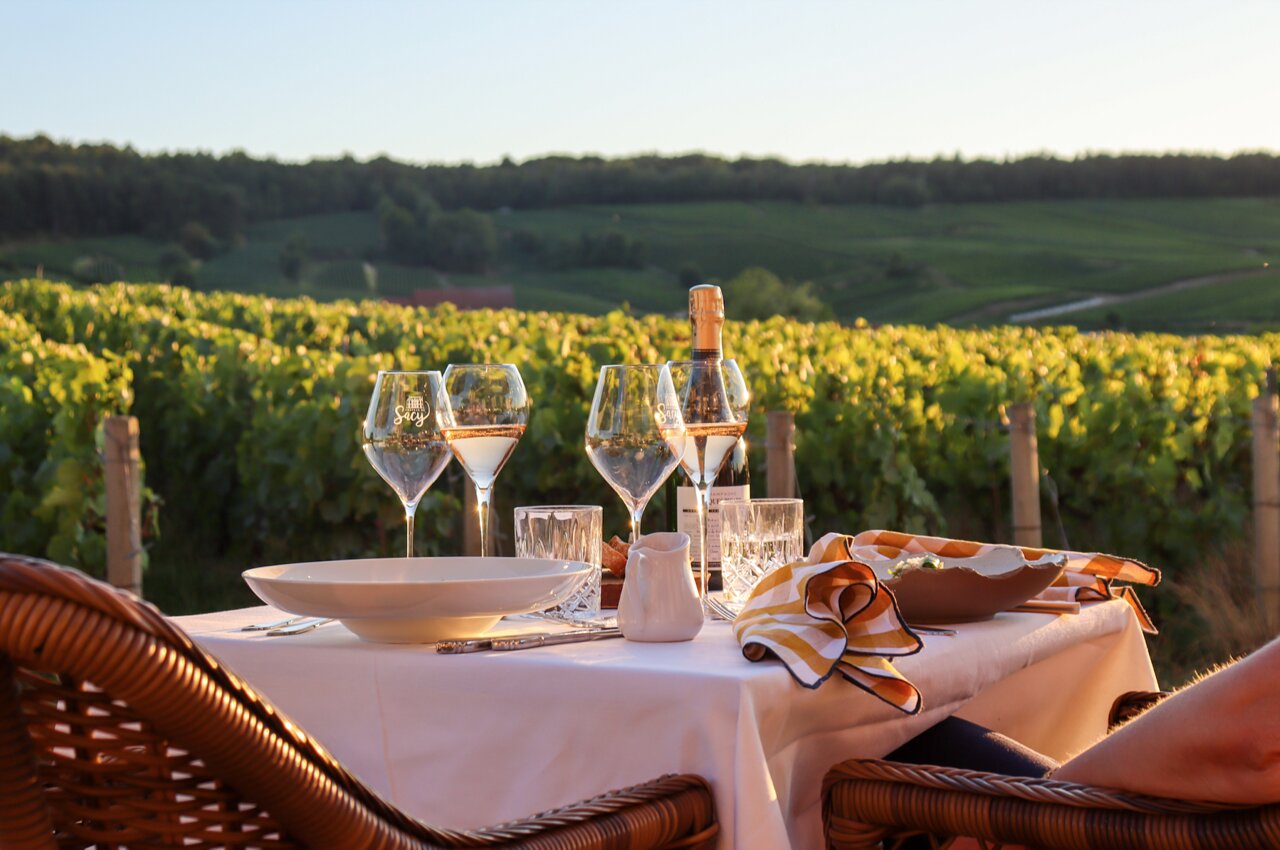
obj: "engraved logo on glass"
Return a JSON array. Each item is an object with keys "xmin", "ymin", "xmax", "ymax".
[{"xmin": 394, "ymin": 394, "xmax": 430, "ymax": 427}]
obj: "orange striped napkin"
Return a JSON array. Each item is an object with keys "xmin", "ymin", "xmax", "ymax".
[
  {"xmin": 849, "ymin": 530, "xmax": 1160, "ymax": 633},
  {"xmin": 733, "ymin": 532, "xmax": 924, "ymax": 714}
]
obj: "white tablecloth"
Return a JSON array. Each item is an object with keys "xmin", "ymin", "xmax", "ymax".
[{"xmin": 178, "ymin": 600, "xmax": 1157, "ymax": 850}]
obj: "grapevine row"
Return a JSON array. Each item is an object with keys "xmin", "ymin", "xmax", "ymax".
[{"xmin": 1, "ymin": 278, "xmax": 1276, "ymax": 589}]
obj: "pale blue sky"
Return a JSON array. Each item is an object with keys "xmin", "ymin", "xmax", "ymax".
[{"xmin": 3, "ymin": 0, "xmax": 1276, "ymax": 165}]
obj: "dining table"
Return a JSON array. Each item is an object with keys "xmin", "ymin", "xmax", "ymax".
[{"xmin": 178, "ymin": 597, "xmax": 1158, "ymax": 850}]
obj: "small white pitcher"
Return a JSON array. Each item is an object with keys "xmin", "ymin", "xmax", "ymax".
[{"xmin": 617, "ymin": 531, "xmax": 703, "ymax": 642}]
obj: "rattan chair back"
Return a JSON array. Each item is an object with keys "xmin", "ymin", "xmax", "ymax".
[{"xmin": 0, "ymin": 553, "xmax": 717, "ymax": 850}]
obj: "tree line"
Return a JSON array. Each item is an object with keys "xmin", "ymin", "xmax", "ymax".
[{"xmin": 2, "ymin": 134, "xmax": 1278, "ymax": 243}]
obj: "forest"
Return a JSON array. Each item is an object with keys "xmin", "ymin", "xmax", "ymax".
[{"xmin": 4, "ymin": 134, "xmax": 1279, "ymax": 242}]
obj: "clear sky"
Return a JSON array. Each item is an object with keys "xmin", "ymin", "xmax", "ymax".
[{"xmin": 3, "ymin": 0, "xmax": 1276, "ymax": 165}]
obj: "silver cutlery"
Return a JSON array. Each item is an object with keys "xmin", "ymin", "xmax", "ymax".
[
  {"xmin": 435, "ymin": 635, "xmax": 506, "ymax": 654},
  {"xmin": 491, "ymin": 627, "xmax": 622, "ymax": 651},
  {"xmin": 1011, "ymin": 599, "xmax": 1081, "ymax": 615},
  {"xmin": 241, "ymin": 614, "xmax": 306, "ymax": 632},
  {"xmin": 909, "ymin": 625, "xmax": 957, "ymax": 636},
  {"xmin": 265, "ymin": 617, "xmax": 335, "ymax": 636},
  {"xmin": 704, "ymin": 594, "xmax": 741, "ymax": 622},
  {"xmin": 509, "ymin": 612, "xmax": 618, "ymax": 630},
  {"xmin": 436, "ymin": 627, "xmax": 621, "ymax": 654}
]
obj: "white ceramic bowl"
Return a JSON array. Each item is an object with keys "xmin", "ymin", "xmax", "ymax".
[{"xmin": 242, "ymin": 557, "xmax": 592, "ymax": 643}]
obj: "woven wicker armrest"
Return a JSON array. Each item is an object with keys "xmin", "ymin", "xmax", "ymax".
[
  {"xmin": 823, "ymin": 758, "xmax": 1280, "ymax": 850},
  {"xmin": 435, "ymin": 773, "xmax": 719, "ymax": 849}
]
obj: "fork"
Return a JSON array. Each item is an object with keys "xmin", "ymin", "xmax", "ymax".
[
  {"xmin": 240, "ymin": 614, "xmax": 306, "ymax": 632},
  {"xmin": 265, "ymin": 617, "xmax": 335, "ymax": 636},
  {"xmin": 704, "ymin": 594, "xmax": 740, "ymax": 622}
]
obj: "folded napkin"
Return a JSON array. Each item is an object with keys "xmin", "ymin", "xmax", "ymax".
[
  {"xmin": 733, "ymin": 532, "xmax": 923, "ymax": 714},
  {"xmin": 848, "ymin": 530, "xmax": 1161, "ymax": 633}
]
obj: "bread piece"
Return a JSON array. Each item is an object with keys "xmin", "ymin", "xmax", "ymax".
[{"xmin": 602, "ymin": 536, "xmax": 630, "ymax": 577}]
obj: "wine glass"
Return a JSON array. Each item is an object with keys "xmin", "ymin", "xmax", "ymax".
[
  {"xmin": 585, "ymin": 364, "xmax": 687, "ymax": 543},
  {"xmin": 440, "ymin": 364, "xmax": 531, "ymax": 557},
  {"xmin": 361, "ymin": 370, "xmax": 454, "ymax": 557},
  {"xmin": 666, "ymin": 358, "xmax": 751, "ymax": 611}
]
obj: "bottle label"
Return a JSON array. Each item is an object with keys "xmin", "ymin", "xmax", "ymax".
[{"xmin": 676, "ymin": 484, "xmax": 751, "ymax": 566}]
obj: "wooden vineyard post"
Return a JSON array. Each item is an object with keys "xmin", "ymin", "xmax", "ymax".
[
  {"xmin": 766, "ymin": 412, "xmax": 796, "ymax": 499},
  {"xmin": 104, "ymin": 416, "xmax": 142, "ymax": 595},
  {"xmin": 1007, "ymin": 403, "xmax": 1043, "ymax": 548},
  {"xmin": 1252, "ymin": 369, "xmax": 1280, "ymax": 631}
]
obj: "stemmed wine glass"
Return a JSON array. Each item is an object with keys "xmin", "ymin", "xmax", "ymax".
[
  {"xmin": 361, "ymin": 370, "xmax": 454, "ymax": 557},
  {"xmin": 666, "ymin": 358, "xmax": 751, "ymax": 611},
  {"xmin": 585, "ymin": 364, "xmax": 687, "ymax": 543},
  {"xmin": 440, "ymin": 364, "xmax": 531, "ymax": 557}
]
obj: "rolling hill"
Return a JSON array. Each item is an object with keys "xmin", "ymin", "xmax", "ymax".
[{"xmin": 3, "ymin": 197, "xmax": 1278, "ymax": 331}]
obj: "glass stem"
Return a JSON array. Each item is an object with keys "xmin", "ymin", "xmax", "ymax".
[
  {"xmin": 475, "ymin": 484, "xmax": 493, "ymax": 558},
  {"xmin": 628, "ymin": 504, "xmax": 645, "ymax": 545},
  {"xmin": 694, "ymin": 482, "xmax": 712, "ymax": 610},
  {"xmin": 404, "ymin": 501, "xmax": 418, "ymax": 559}
]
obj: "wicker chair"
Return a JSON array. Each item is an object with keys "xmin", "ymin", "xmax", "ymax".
[
  {"xmin": 823, "ymin": 692, "xmax": 1280, "ymax": 849},
  {"xmin": 0, "ymin": 553, "xmax": 718, "ymax": 850}
]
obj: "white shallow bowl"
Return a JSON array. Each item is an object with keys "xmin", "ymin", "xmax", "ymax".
[{"xmin": 242, "ymin": 557, "xmax": 591, "ymax": 643}]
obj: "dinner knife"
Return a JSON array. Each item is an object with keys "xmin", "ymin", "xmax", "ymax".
[
  {"xmin": 491, "ymin": 627, "xmax": 622, "ymax": 651},
  {"xmin": 435, "ymin": 636, "xmax": 499, "ymax": 654},
  {"xmin": 436, "ymin": 627, "xmax": 621, "ymax": 654}
]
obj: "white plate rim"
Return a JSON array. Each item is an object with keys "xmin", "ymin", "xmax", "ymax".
[{"xmin": 241, "ymin": 556, "xmax": 592, "ymax": 588}]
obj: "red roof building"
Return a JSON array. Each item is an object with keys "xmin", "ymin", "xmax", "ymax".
[{"xmin": 386, "ymin": 286, "xmax": 515, "ymax": 310}]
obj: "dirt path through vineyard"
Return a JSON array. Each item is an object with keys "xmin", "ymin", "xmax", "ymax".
[{"xmin": 950, "ymin": 266, "xmax": 1273, "ymax": 325}]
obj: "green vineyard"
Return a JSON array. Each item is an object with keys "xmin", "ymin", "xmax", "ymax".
[{"xmin": 2, "ymin": 278, "xmax": 1276, "ymax": 673}]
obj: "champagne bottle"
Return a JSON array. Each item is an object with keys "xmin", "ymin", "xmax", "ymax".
[{"xmin": 669, "ymin": 284, "xmax": 750, "ymax": 589}]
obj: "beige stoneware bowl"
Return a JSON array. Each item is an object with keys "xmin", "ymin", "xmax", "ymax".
[{"xmin": 872, "ymin": 548, "xmax": 1068, "ymax": 624}]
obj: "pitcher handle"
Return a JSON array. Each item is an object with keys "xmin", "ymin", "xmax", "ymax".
[{"xmin": 632, "ymin": 551, "xmax": 651, "ymax": 613}]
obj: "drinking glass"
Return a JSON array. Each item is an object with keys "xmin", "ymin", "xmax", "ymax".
[
  {"xmin": 667, "ymin": 358, "xmax": 751, "ymax": 611},
  {"xmin": 585, "ymin": 364, "xmax": 687, "ymax": 542},
  {"xmin": 720, "ymin": 498, "xmax": 805, "ymax": 605},
  {"xmin": 361, "ymin": 370, "xmax": 453, "ymax": 557},
  {"xmin": 514, "ymin": 505, "xmax": 603, "ymax": 619},
  {"xmin": 440, "ymin": 364, "xmax": 531, "ymax": 557}
]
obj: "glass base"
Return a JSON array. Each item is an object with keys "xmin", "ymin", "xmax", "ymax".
[{"xmin": 548, "ymin": 565, "xmax": 601, "ymax": 620}]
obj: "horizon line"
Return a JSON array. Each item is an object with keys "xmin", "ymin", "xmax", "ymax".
[{"xmin": 7, "ymin": 132, "xmax": 1279, "ymax": 171}]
